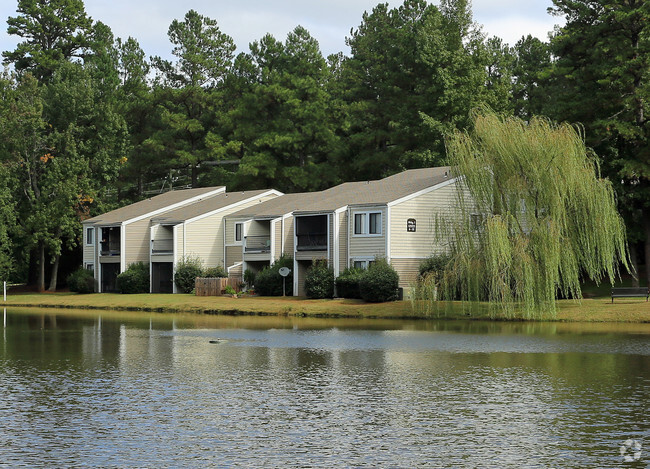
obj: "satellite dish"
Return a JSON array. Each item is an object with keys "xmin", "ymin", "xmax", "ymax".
[{"xmin": 279, "ymin": 267, "xmax": 291, "ymax": 277}]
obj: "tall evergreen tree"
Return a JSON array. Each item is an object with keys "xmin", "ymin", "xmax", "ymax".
[
  {"xmin": 3, "ymin": 0, "xmax": 93, "ymax": 80},
  {"xmin": 339, "ymin": 0, "xmax": 494, "ymax": 180},
  {"xmin": 548, "ymin": 0, "xmax": 650, "ymax": 285},
  {"xmin": 222, "ymin": 27, "xmax": 339, "ymax": 192},
  {"xmin": 149, "ymin": 10, "xmax": 236, "ymax": 188}
]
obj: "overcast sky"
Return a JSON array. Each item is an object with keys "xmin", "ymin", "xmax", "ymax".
[{"xmin": 1, "ymin": 0, "xmax": 562, "ymax": 63}]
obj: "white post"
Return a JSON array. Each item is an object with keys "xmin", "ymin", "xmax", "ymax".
[{"xmin": 3, "ymin": 281, "xmax": 5, "ymax": 302}]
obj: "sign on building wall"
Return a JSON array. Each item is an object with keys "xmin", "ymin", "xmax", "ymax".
[{"xmin": 407, "ymin": 218, "xmax": 416, "ymax": 232}]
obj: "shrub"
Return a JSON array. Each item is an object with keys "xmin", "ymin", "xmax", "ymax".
[
  {"xmin": 67, "ymin": 267, "xmax": 95, "ymax": 293},
  {"xmin": 116, "ymin": 262, "xmax": 150, "ymax": 294},
  {"xmin": 243, "ymin": 269, "xmax": 256, "ymax": 289},
  {"xmin": 419, "ymin": 253, "xmax": 451, "ymax": 278},
  {"xmin": 335, "ymin": 267, "xmax": 364, "ymax": 299},
  {"xmin": 255, "ymin": 255, "xmax": 293, "ymax": 296},
  {"xmin": 305, "ymin": 259, "xmax": 334, "ymax": 299},
  {"xmin": 359, "ymin": 259, "xmax": 400, "ymax": 302},
  {"xmin": 175, "ymin": 256, "xmax": 203, "ymax": 293},
  {"xmin": 203, "ymin": 265, "xmax": 227, "ymax": 278}
]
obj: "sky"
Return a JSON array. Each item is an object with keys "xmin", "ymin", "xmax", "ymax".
[{"xmin": 0, "ymin": 0, "xmax": 562, "ymax": 63}]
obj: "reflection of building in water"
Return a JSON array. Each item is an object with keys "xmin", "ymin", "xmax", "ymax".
[{"xmin": 117, "ymin": 320, "xmax": 177, "ymax": 373}]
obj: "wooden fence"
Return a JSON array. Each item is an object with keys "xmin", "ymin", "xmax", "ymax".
[{"xmin": 195, "ymin": 277, "xmax": 242, "ymax": 296}]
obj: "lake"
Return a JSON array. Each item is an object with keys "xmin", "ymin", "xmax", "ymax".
[{"xmin": 0, "ymin": 308, "xmax": 648, "ymax": 467}]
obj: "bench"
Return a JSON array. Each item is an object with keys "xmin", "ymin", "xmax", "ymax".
[{"xmin": 611, "ymin": 287, "xmax": 649, "ymax": 303}]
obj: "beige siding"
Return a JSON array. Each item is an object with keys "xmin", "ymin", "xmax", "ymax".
[
  {"xmin": 349, "ymin": 207, "xmax": 387, "ymax": 259},
  {"xmin": 82, "ymin": 224, "xmax": 95, "ymax": 268},
  {"xmin": 226, "ymin": 245, "xmax": 242, "ymax": 267},
  {"xmin": 182, "ymin": 216, "xmax": 223, "ymax": 267},
  {"xmin": 283, "ymin": 216, "xmax": 294, "ymax": 255},
  {"xmin": 175, "ymin": 226, "xmax": 184, "ymax": 261},
  {"xmin": 125, "ymin": 219, "xmax": 150, "ymax": 265},
  {"xmin": 389, "ymin": 183, "xmax": 460, "ymax": 258},
  {"xmin": 296, "ymin": 250, "xmax": 327, "ymax": 261},
  {"xmin": 390, "ymin": 258, "xmax": 422, "ymax": 289},
  {"xmin": 273, "ymin": 220, "xmax": 282, "ymax": 261},
  {"xmin": 338, "ymin": 212, "xmax": 348, "ymax": 274},
  {"xmin": 181, "ymin": 195, "xmax": 278, "ymax": 268},
  {"xmin": 296, "ymin": 260, "xmax": 312, "ymax": 297},
  {"xmin": 247, "ymin": 220, "xmax": 269, "ymax": 237},
  {"xmin": 228, "ymin": 262, "xmax": 243, "ymax": 279},
  {"xmin": 225, "ymin": 217, "xmax": 247, "ymax": 245}
]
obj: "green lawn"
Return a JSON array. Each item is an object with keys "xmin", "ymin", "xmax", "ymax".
[{"xmin": 3, "ymin": 291, "xmax": 649, "ymax": 322}]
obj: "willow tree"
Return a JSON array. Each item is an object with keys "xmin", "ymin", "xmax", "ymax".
[{"xmin": 435, "ymin": 110, "xmax": 628, "ymax": 318}]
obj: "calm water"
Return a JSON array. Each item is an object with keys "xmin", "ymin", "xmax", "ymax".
[{"xmin": 0, "ymin": 308, "xmax": 648, "ymax": 468}]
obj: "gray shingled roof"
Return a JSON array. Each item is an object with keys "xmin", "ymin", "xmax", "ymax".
[
  {"xmin": 227, "ymin": 192, "xmax": 320, "ymax": 219},
  {"xmin": 297, "ymin": 166, "xmax": 453, "ymax": 212},
  {"xmin": 227, "ymin": 166, "xmax": 453, "ymax": 219},
  {"xmin": 151, "ymin": 189, "xmax": 275, "ymax": 224},
  {"xmin": 84, "ymin": 186, "xmax": 225, "ymax": 225}
]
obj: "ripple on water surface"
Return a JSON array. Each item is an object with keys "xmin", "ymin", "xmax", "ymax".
[{"xmin": 0, "ymin": 313, "xmax": 647, "ymax": 467}]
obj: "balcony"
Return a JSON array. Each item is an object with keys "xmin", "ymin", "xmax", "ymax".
[
  {"xmin": 100, "ymin": 227, "xmax": 121, "ymax": 256},
  {"xmin": 152, "ymin": 238, "xmax": 173, "ymax": 254},
  {"xmin": 296, "ymin": 215, "xmax": 328, "ymax": 251},
  {"xmin": 244, "ymin": 235, "xmax": 271, "ymax": 253},
  {"xmin": 296, "ymin": 234, "xmax": 327, "ymax": 251}
]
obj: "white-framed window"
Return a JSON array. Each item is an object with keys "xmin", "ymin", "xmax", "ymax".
[
  {"xmin": 84, "ymin": 263, "xmax": 94, "ymax": 272},
  {"xmin": 86, "ymin": 227, "xmax": 94, "ymax": 246},
  {"xmin": 353, "ymin": 211, "xmax": 382, "ymax": 236},
  {"xmin": 234, "ymin": 223, "xmax": 243, "ymax": 242},
  {"xmin": 352, "ymin": 258, "xmax": 376, "ymax": 270}
]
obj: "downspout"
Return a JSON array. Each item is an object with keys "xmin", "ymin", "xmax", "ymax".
[
  {"xmin": 386, "ymin": 206, "xmax": 391, "ymax": 263},
  {"xmin": 173, "ymin": 225, "xmax": 178, "ymax": 294},
  {"xmin": 120, "ymin": 221, "xmax": 126, "ymax": 273}
]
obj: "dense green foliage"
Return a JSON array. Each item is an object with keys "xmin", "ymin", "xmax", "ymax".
[
  {"xmin": 435, "ymin": 110, "xmax": 629, "ymax": 318},
  {"xmin": 174, "ymin": 256, "xmax": 204, "ymax": 293},
  {"xmin": 203, "ymin": 266, "xmax": 228, "ymax": 278},
  {"xmin": 304, "ymin": 259, "xmax": 334, "ymax": 299},
  {"xmin": 66, "ymin": 267, "xmax": 95, "ymax": 293},
  {"xmin": 116, "ymin": 262, "xmax": 150, "ymax": 294},
  {"xmin": 359, "ymin": 259, "xmax": 400, "ymax": 302},
  {"xmin": 418, "ymin": 253, "xmax": 451, "ymax": 278},
  {"xmin": 0, "ymin": 0, "xmax": 647, "ymax": 295},
  {"xmin": 335, "ymin": 267, "xmax": 364, "ymax": 299},
  {"xmin": 254, "ymin": 256, "xmax": 293, "ymax": 296}
]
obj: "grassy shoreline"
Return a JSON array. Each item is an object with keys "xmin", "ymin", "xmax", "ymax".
[{"xmin": 3, "ymin": 292, "xmax": 650, "ymax": 322}]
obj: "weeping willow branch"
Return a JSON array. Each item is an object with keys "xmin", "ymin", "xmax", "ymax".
[{"xmin": 435, "ymin": 108, "xmax": 629, "ymax": 319}]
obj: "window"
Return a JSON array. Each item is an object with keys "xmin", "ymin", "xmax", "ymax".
[
  {"xmin": 353, "ymin": 212, "xmax": 382, "ymax": 236},
  {"xmin": 354, "ymin": 214, "xmax": 365, "ymax": 234},
  {"xmin": 369, "ymin": 213, "xmax": 381, "ymax": 234},
  {"xmin": 235, "ymin": 223, "xmax": 243, "ymax": 242},
  {"xmin": 352, "ymin": 259, "xmax": 376, "ymax": 270},
  {"xmin": 86, "ymin": 227, "xmax": 94, "ymax": 246},
  {"xmin": 85, "ymin": 263, "xmax": 94, "ymax": 272}
]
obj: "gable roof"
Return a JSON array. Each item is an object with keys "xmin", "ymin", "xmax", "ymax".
[
  {"xmin": 226, "ymin": 167, "xmax": 454, "ymax": 219},
  {"xmin": 294, "ymin": 166, "xmax": 453, "ymax": 213},
  {"xmin": 84, "ymin": 186, "xmax": 225, "ymax": 225},
  {"xmin": 227, "ymin": 192, "xmax": 320, "ymax": 219},
  {"xmin": 151, "ymin": 189, "xmax": 278, "ymax": 224}
]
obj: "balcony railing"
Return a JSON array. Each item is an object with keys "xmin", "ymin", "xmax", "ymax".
[
  {"xmin": 296, "ymin": 234, "xmax": 327, "ymax": 251},
  {"xmin": 244, "ymin": 235, "xmax": 271, "ymax": 253},
  {"xmin": 152, "ymin": 238, "xmax": 173, "ymax": 254},
  {"xmin": 100, "ymin": 241, "xmax": 121, "ymax": 256}
]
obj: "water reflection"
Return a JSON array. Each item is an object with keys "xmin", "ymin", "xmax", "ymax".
[{"xmin": 0, "ymin": 308, "xmax": 648, "ymax": 468}]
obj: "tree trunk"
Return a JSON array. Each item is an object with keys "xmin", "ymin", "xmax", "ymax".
[
  {"xmin": 641, "ymin": 208, "xmax": 650, "ymax": 286},
  {"xmin": 629, "ymin": 243, "xmax": 639, "ymax": 287},
  {"xmin": 47, "ymin": 254, "xmax": 60, "ymax": 292},
  {"xmin": 37, "ymin": 242, "xmax": 45, "ymax": 292}
]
